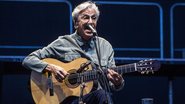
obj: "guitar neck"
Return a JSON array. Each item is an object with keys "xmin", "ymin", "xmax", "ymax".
[
  {"xmin": 75, "ymin": 63, "xmax": 137, "ymax": 83},
  {"xmin": 113, "ymin": 63, "xmax": 137, "ymax": 74}
]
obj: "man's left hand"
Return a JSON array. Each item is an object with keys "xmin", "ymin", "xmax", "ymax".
[{"xmin": 107, "ymin": 69, "xmax": 123, "ymax": 86}]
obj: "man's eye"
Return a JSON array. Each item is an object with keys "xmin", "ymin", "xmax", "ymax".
[
  {"xmin": 84, "ymin": 16, "xmax": 89, "ymax": 19},
  {"xmin": 92, "ymin": 16, "xmax": 97, "ymax": 20},
  {"xmin": 81, "ymin": 15, "xmax": 88, "ymax": 19}
]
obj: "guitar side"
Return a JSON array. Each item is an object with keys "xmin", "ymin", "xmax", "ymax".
[{"xmin": 30, "ymin": 58, "xmax": 94, "ymax": 104}]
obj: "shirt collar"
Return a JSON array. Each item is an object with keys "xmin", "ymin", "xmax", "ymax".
[{"xmin": 74, "ymin": 31, "xmax": 94, "ymax": 48}]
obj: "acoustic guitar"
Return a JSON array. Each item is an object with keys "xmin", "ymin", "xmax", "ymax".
[{"xmin": 30, "ymin": 58, "xmax": 160, "ymax": 104}]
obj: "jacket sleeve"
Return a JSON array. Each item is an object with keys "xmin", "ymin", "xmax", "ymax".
[
  {"xmin": 22, "ymin": 48, "xmax": 50, "ymax": 73},
  {"xmin": 22, "ymin": 37, "xmax": 64, "ymax": 73}
]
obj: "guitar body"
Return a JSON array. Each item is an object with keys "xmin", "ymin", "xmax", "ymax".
[{"xmin": 30, "ymin": 58, "xmax": 93, "ymax": 104}]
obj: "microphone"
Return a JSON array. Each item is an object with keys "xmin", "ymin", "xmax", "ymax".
[{"xmin": 87, "ymin": 24, "xmax": 97, "ymax": 34}]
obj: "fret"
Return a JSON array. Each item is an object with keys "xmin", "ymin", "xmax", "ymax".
[
  {"xmin": 118, "ymin": 66, "xmax": 122, "ymax": 74},
  {"xmin": 89, "ymin": 70, "xmax": 92, "ymax": 81},
  {"xmin": 129, "ymin": 64, "xmax": 132, "ymax": 73},
  {"xmin": 77, "ymin": 73, "xmax": 79, "ymax": 83},
  {"xmin": 120, "ymin": 66, "xmax": 122, "ymax": 74},
  {"xmin": 78, "ymin": 73, "xmax": 81, "ymax": 83},
  {"xmin": 89, "ymin": 70, "xmax": 93, "ymax": 81},
  {"xmin": 80, "ymin": 73, "xmax": 82, "ymax": 82},
  {"xmin": 94, "ymin": 71, "xmax": 96, "ymax": 80},
  {"xmin": 124, "ymin": 65, "xmax": 128, "ymax": 73},
  {"xmin": 87, "ymin": 71, "xmax": 89, "ymax": 81},
  {"xmin": 85, "ymin": 72, "xmax": 87, "ymax": 82},
  {"xmin": 134, "ymin": 63, "xmax": 137, "ymax": 71},
  {"xmin": 88, "ymin": 71, "xmax": 91, "ymax": 81},
  {"xmin": 93, "ymin": 70, "xmax": 97, "ymax": 80},
  {"xmin": 92, "ymin": 71, "xmax": 95, "ymax": 80},
  {"xmin": 84, "ymin": 72, "xmax": 87, "ymax": 82},
  {"xmin": 128, "ymin": 64, "xmax": 132, "ymax": 72}
]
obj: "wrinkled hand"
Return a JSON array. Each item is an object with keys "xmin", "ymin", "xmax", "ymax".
[
  {"xmin": 107, "ymin": 69, "xmax": 123, "ymax": 86},
  {"xmin": 45, "ymin": 64, "xmax": 69, "ymax": 82}
]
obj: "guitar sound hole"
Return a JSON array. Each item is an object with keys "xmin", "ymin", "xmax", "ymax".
[{"xmin": 67, "ymin": 73, "xmax": 78, "ymax": 85}]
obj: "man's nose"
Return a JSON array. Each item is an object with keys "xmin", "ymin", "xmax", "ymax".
[{"xmin": 87, "ymin": 17, "xmax": 93, "ymax": 23}]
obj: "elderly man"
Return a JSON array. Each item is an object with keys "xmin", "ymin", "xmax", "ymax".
[{"xmin": 23, "ymin": 1, "xmax": 124, "ymax": 104}]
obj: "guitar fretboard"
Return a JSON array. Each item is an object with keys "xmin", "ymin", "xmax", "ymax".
[
  {"xmin": 114, "ymin": 63, "xmax": 137, "ymax": 74},
  {"xmin": 68, "ymin": 63, "xmax": 137, "ymax": 84}
]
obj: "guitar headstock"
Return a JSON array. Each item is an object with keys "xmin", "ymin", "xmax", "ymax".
[{"xmin": 136, "ymin": 59, "xmax": 161, "ymax": 74}]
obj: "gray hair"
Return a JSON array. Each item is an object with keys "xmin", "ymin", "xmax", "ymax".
[{"xmin": 72, "ymin": 1, "xmax": 100, "ymax": 23}]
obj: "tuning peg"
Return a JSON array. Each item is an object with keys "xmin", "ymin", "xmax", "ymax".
[
  {"xmin": 151, "ymin": 70, "xmax": 154, "ymax": 74},
  {"xmin": 141, "ymin": 71, "xmax": 145, "ymax": 74},
  {"xmin": 146, "ymin": 71, "xmax": 149, "ymax": 74}
]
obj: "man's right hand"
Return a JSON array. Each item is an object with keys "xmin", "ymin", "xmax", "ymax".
[{"xmin": 45, "ymin": 64, "xmax": 69, "ymax": 82}]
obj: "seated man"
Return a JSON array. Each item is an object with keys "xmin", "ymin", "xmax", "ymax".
[{"xmin": 22, "ymin": 1, "xmax": 124, "ymax": 104}]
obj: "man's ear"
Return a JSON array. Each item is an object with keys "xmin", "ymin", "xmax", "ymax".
[{"xmin": 74, "ymin": 21, "xmax": 79, "ymax": 29}]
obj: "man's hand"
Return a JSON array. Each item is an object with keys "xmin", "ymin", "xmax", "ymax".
[
  {"xmin": 107, "ymin": 69, "xmax": 123, "ymax": 86},
  {"xmin": 45, "ymin": 64, "xmax": 69, "ymax": 82}
]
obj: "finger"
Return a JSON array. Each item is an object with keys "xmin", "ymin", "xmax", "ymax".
[
  {"xmin": 111, "ymin": 70, "xmax": 119, "ymax": 75},
  {"xmin": 108, "ymin": 70, "xmax": 118, "ymax": 79},
  {"xmin": 107, "ymin": 69, "xmax": 114, "ymax": 75},
  {"xmin": 52, "ymin": 64, "xmax": 68, "ymax": 75},
  {"xmin": 55, "ymin": 75, "xmax": 63, "ymax": 82},
  {"xmin": 109, "ymin": 69, "xmax": 120, "ymax": 76},
  {"xmin": 115, "ymin": 75, "xmax": 122, "ymax": 82},
  {"xmin": 57, "ymin": 71, "xmax": 65, "ymax": 79},
  {"xmin": 53, "ymin": 70, "xmax": 58, "ymax": 76},
  {"xmin": 112, "ymin": 71, "xmax": 121, "ymax": 78},
  {"xmin": 54, "ymin": 65, "xmax": 68, "ymax": 76},
  {"xmin": 56, "ymin": 71, "xmax": 67, "ymax": 82},
  {"xmin": 59, "ymin": 70, "xmax": 69, "ymax": 76},
  {"xmin": 108, "ymin": 74, "xmax": 118, "ymax": 84},
  {"xmin": 107, "ymin": 73, "xmax": 113, "ymax": 81},
  {"xmin": 112, "ymin": 74, "xmax": 122, "ymax": 81}
]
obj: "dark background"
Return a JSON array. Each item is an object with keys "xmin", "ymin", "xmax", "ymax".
[{"xmin": 0, "ymin": 0, "xmax": 185, "ymax": 104}]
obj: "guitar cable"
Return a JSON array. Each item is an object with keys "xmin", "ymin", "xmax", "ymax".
[{"xmin": 48, "ymin": 72, "xmax": 54, "ymax": 96}]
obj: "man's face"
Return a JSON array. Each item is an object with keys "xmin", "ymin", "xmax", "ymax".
[{"xmin": 75, "ymin": 8, "xmax": 98, "ymax": 40}]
